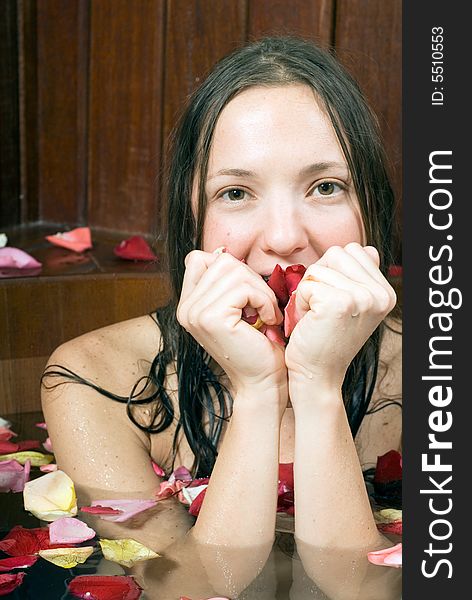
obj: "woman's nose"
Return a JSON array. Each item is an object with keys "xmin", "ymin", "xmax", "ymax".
[{"xmin": 261, "ymin": 203, "xmax": 308, "ymax": 257}]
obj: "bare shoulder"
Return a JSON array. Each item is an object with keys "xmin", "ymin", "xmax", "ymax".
[
  {"xmin": 45, "ymin": 314, "xmax": 161, "ymax": 392},
  {"xmin": 41, "ymin": 314, "xmax": 166, "ymax": 491}
]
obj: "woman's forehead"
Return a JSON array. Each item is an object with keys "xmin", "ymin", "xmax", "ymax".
[{"xmin": 207, "ymin": 84, "xmax": 346, "ymax": 176}]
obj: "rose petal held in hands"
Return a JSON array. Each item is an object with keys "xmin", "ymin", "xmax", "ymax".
[
  {"xmin": 0, "ymin": 572, "xmax": 26, "ymax": 596},
  {"xmin": 0, "ymin": 459, "xmax": 30, "ymax": 493},
  {"xmin": 374, "ymin": 450, "xmax": 402, "ymax": 484},
  {"xmin": 45, "ymin": 226, "xmax": 92, "ymax": 253},
  {"xmin": 367, "ymin": 543, "xmax": 402, "ymax": 568},
  {"xmin": 49, "ymin": 517, "xmax": 96, "ymax": 544},
  {"xmin": 99, "ymin": 538, "xmax": 160, "ymax": 567},
  {"xmin": 84, "ymin": 498, "xmax": 157, "ymax": 522},
  {"xmin": 0, "ymin": 555, "xmax": 38, "ymax": 572},
  {"xmin": 39, "ymin": 546, "xmax": 94, "ymax": 568},
  {"xmin": 68, "ymin": 575, "xmax": 143, "ymax": 600},
  {"xmin": 114, "ymin": 235, "xmax": 157, "ymax": 261},
  {"xmin": 0, "ymin": 526, "xmax": 68, "ymax": 556},
  {"xmin": 23, "ymin": 470, "xmax": 78, "ymax": 521},
  {"xmin": 0, "ymin": 450, "xmax": 54, "ymax": 466},
  {"xmin": 0, "ymin": 247, "xmax": 42, "ymax": 269}
]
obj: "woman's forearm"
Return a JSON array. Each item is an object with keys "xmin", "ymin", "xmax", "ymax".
[
  {"xmin": 192, "ymin": 385, "xmax": 284, "ymax": 547},
  {"xmin": 290, "ymin": 377, "xmax": 381, "ymax": 549}
]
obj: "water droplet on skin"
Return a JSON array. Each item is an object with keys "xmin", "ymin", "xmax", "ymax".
[
  {"xmin": 307, "ymin": 372, "xmax": 313, "ymax": 379},
  {"xmin": 224, "ymin": 355, "xmax": 229, "ymax": 360}
]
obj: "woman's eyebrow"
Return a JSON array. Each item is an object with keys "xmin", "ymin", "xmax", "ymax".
[{"xmin": 207, "ymin": 162, "xmax": 348, "ymax": 181}]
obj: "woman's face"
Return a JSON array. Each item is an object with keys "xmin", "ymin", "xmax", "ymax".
[{"xmin": 198, "ymin": 84, "xmax": 364, "ymax": 276}]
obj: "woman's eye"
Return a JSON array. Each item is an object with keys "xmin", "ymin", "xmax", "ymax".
[
  {"xmin": 222, "ymin": 188, "xmax": 247, "ymax": 201},
  {"xmin": 313, "ymin": 181, "xmax": 343, "ymax": 196}
]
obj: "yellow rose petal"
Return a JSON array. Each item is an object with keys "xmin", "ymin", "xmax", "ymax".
[
  {"xmin": 23, "ymin": 470, "xmax": 78, "ymax": 522},
  {"xmin": 99, "ymin": 538, "xmax": 160, "ymax": 567},
  {"xmin": 38, "ymin": 546, "xmax": 94, "ymax": 568},
  {"xmin": 374, "ymin": 508, "xmax": 402, "ymax": 524},
  {"xmin": 0, "ymin": 451, "xmax": 54, "ymax": 466}
]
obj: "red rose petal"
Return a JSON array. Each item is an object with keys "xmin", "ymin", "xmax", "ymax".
[
  {"xmin": 188, "ymin": 488, "xmax": 207, "ymax": 517},
  {"xmin": 284, "ymin": 292, "xmax": 300, "ymax": 338},
  {"xmin": 68, "ymin": 575, "xmax": 142, "ymax": 600},
  {"xmin": 267, "ymin": 264, "xmax": 289, "ymax": 306},
  {"xmin": 0, "ymin": 555, "xmax": 38, "ymax": 572},
  {"xmin": 17, "ymin": 439, "xmax": 41, "ymax": 451},
  {"xmin": 377, "ymin": 520, "xmax": 403, "ymax": 536},
  {"xmin": 0, "ymin": 526, "xmax": 69, "ymax": 556},
  {"xmin": 0, "ymin": 572, "xmax": 26, "ymax": 596},
  {"xmin": 0, "ymin": 440, "xmax": 19, "ymax": 453},
  {"xmin": 284, "ymin": 264, "xmax": 306, "ymax": 296},
  {"xmin": 113, "ymin": 236, "xmax": 156, "ymax": 261},
  {"xmin": 374, "ymin": 450, "xmax": 402, "ymax": 484},
  {"xmin": 80, "ymin": 506, "xmax": 123, "ymax": 515}
]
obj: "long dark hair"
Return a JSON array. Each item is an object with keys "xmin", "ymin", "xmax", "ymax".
[{"xmin": 43, "ymin": 36, "xmax": 397, "ymax": 478}]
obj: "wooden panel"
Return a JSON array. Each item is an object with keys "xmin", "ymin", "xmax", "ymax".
[
  {"xmin": 36, "ymin": 0, "xmax": 89, "ymax": 224},
  {"xmin": 248, "ymin": 0, "xmax": 334, "ymax": 46},
  {"xmin": 335, "ymin": 0, "xmax": 402, "ymax": 257},
  {"xmin": 162, "ymin": 0, "xmax": 247, "ymax": 233},
  {"xmin": 18, "ymin": 0, "xmax": 40, "ymax": 223},
  {"xmin": 0, "ymin": 0, "xmax": 21, "ymax": 228},
  {"xmin": 87, "ymin": 0, "xmax": 165, "ymax": 234}
]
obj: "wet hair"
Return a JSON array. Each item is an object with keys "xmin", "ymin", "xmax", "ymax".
[{"xmin": 42, "ymin": 36, "xmax": 398, "ymax": 478}]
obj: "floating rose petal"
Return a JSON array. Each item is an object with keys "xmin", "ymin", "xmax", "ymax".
[
  {"xmin": 0, "ymin": 234, "xmax": 7, "ymax": 248},
  {"xmin": 0, "ymin": 247, "xmax": 42, "ymax": 269},
  {"xmin": 0, "ymin": 427, "xmax": 17, "ymax": 441},
  {"xmin": 377, "ymin": 521, "xmax": 403, "ymax": 536},
  {"xmin": 114, "ymin": 235, "xmax": 157, "ymax": 261},
  {"xmin": 151, "ymin": 461, "xmax": 165, "ymax": 477},
  {"xmin": 84, "ymin": 499, "xmax": 157, "ymax": 522},
  {"xmin": 0, "ymin": 572, "xmax": 26, "ymax": 596},
  {"xmin": 188, "ymin": 488, "xmax": 207, "ymax": 517},
  {"xmin": 23, "ymin": 470, "xmax": 77, "ymax": 521},
  {"xmin": 17, "ymin": 439, "xmax": 41, "ymax": 451},
  {"xmin": 0, "ymin": 555, "xmax": 38, "ymax": 572},
  {"xmin": 0, "ymin": 450, "xmax": 54, "ymax": 466},
  {"xmin": 42, "ymin": 437, "xmax": 53, "ymax": 453},
  {"xmin": 367, "ymin": 542, "xmax": 402, "ymax": 568},
  {"xmin": 99, "ymin": 538, "xmax": 159, "ymax": 567},
  {"xmin": 40, "ymin": 463, "xmax": 58, "ymax": 473},
  {"xmin": 35, "ymin": 422, "xmax": 48, "ymax": 430},
  {"xmin": 0, "ymin": 440, "xmax": 19, "ymax": 453},
  {"xmin": 45, "ymin": 227, "xmax": 92, "ymax": 253},
  {"xmin": 0, "ymin": 526, "xmax": 68, "ymax": 556},
  {"xmin": 0, "ymin": 459, "xmax": 30, "ymax": 493},
  {"xmin": 39, "ymin": 546, "xmax": 94, "ymax": 568},
  {"xmin": 68, "ymin": 575, "xmax": 142, "ymax": 600},
  {"xmin": 80, "ymin": 505, "xmax": 123, "ymax": 516},
  {"xmin": 168, "ymin": 465, "xmax": 193, "ymax": 484},
  {"xmin": 388, "ymin": 265, "xmax": 402, "ymax": 278},
  {"xmin": 49, "ymin": 517, "xmax": 96, "ymax": 544},
  {"xmin": 0, "ymin": 418, "xmax": 12, "ymax": 428},
  {"xmin": 374, "ymin": 450, "xmax": 402, "ymax": 484},
  {"xmin": 155, "ymin": 479, "xmax": 186, "ymax": 501},
  {"xmin": 180, "ymin": 483, "xmax": 208, "ymax": 506}
]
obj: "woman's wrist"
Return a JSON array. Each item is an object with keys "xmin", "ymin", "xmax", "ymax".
[{"xmin": 288, "ymin": 371, "xmax": 343, "ymax": 413}]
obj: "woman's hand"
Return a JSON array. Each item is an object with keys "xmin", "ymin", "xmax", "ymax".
[
  {"xmin": 285, "ymin": 242, "xmax": 397, "ymax": 391},
  {"xmin": 177, "ymin": 250, "xmax": 287, "ymax": 396}
]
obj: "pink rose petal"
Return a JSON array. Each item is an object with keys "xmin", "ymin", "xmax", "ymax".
[
  {"xmin": 367, "ymin": 542, "xmax": 402, "ymax": 568},
  {"xmin": 0, "ymin": 460, "xmax": 30, "ymax": 493},
  {"xmin": 42, "ymin": 437, "xmax": 53, "ymax": 453},
  {"xmin": 152, "ymin": 461, "xmax": 165, "ymax": 477},
  {"xmin": 168, "ymin": 466, "xmax": 193, "ymax": 484},
  {"xmin": 40, "ymin": 463, "xmax": 58, "ymax": 473},
  {"xmin": 0, "ymin": 427, "xmax": 17, "ymax": 441},
  {"xmin": 49, "ymin": 517, "xmax": 96, "ymax": 544},
  {"xmin": 35, "ymin": 422, "xmax": 48, "ymax": 430},
  {"xmin": 45, "ymin": 227, "xmax": 92, "ymax": 253}
]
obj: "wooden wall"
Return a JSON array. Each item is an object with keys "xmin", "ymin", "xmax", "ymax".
[{"xmin": 2, "ymin": 0, "xmax": 402, "ymax": 245}]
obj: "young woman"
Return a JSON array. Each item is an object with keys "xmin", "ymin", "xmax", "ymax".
[{"xmin": 42, "ymin": 36, "xmax": 401, "ymax": 597}]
